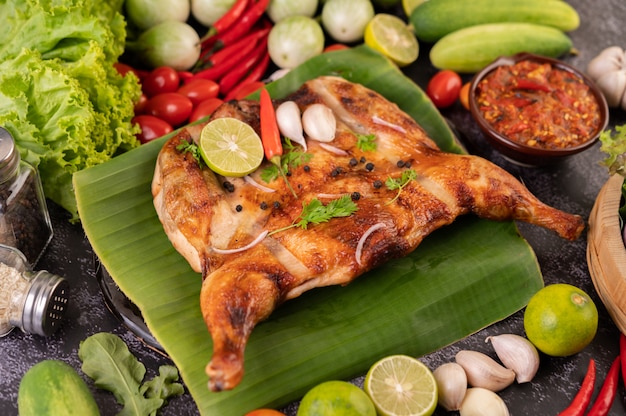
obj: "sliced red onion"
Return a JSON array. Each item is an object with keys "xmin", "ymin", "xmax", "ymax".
[
  {"xmin": 318, "ymin": 142, "xmax": 348, "ymax": 155},
  {"xmin": 355, "ymin": 223, "xmax": 386, "ymax": 266},
  {"xmin": 245, "ymin": 175, "xmax": 276, "ymax": 193},
  {"xmin": 212, "ymin": 230, "xmax": 269, "ymax": 254},
  {"xmin": 372, "ymin": 115, "xmax": 406, "ymax": 133}
]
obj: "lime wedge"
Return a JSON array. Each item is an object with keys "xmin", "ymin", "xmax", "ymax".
[
  {"xmin": 364, "ymin": 13, "xmax": 419, "ymax": 67},
  {"xmin": 364, "ymin": 355, "xmax": 438, "ymax": 416},
  {"xmin": 199, "ymin": 117, "xmax": 264, "ymax": 177},
  {"xmin": 402, "ymin": 0, "xmax": 426, "ymax": 17}
]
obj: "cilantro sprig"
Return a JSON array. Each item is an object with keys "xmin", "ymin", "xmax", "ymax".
[
  {"xmin": 356, "ymin": 133, "xmax": 377, "ymax": 151},
  {"xmin": 261, "ymin": 138, "xmax": 312, "ymax": 183},
  {"xmin": 268, "ymin": 195, "xmax": 358, "ymax": 236},
  {"xmin": 176, "ymin": 141, "xmax": 203, "ymax": 166},
  {"xmin": 385, "ymin": 169, "xmax": 417, "ymax": 205}
]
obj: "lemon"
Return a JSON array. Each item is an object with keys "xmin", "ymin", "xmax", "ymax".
[
  {"xmin": 523, "ymin": 283, "xmax": 598, "ymax": 357},
  {"xmin": 364, "ymin": 355, "xmax": 437, "ymax": 416},
  {"xmin": 402, "ymin": 0, "xmax": 426, "ymax": 17},
  {"xmin": 297, "ymin": 380, "xmax": 376, "ymax": 416},
  {"xmin": 199, "ymin": 117, "xmax": 264, "ymax": 177},
  {"xmin": 364, "ymin": 13, "xmax": 419, "ymax": 67}
]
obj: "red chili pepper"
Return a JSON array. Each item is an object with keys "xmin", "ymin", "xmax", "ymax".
[
  {"xmin": 588, "ymin": 356, "xmax": 621, "ymax": 416},
  {"xmin": 620, "ymin": 333, "xmax": 626, "ymax": 387},
  {"xmin": 259, "ymin": 87, "xmax": 282, "ymax": 165},
  {"xmin": 219, "ymin": 37, "xmax": 268, "ymax": 98},
  {"xmin": 223, "ymin": 52, "xmax": 269, "ymax": 101},
  {"xmin": 195, "ymin": 25, "xmax": 270, "ymax": 73},
  {"xmin": 211, "ymin": 0, "xmax": 249, "ymax": 36},
  {"xmin": 557, "ymin": 359, "xmax": 596, "ymax": 416},
  {"xmin": 515, "ymin": 78, "xmax": 552, "ymax": 92},
  {"xmin": 202, "ymin": 0, "xmax": 270, "ymax": 50}
]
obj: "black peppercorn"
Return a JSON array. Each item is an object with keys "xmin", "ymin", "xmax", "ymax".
[
  {"xmin": 223, "ymin": 181, "xmax": 235, "ymax": 192},
  {"xmin": 373, "ymin": 180, "xmax": 383, "ymax": 189},
  {"xmin": 235, "ymin": 205, "xmax": 243, "ymax": 212},
  {"xmin": 365, "ymin": 162, "xmax": 375, "ymax": 171},
  {"xmin": 351, "ymin": 192, "xmax": 361, "ymax": 201},
  {"xmin": 260, "ymin": 202, "xmax": 268, "ymax": 210}
]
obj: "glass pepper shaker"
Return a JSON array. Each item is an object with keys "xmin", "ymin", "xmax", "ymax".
[
  {"xmin": 0, "ymin": 127, "xmax": 53, "ymax": 267},
  {"xmin": 0, "ymin": 244, "xmax": 69, "ymax": 336}
]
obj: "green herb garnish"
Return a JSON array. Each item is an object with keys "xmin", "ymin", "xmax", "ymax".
[
  {"xmin": 269, "ymin": 195, "xmax": 358, "ymax": 236},
  {"xmin": 385, "ymin": 169, "xmax": 417, "ymax": 205},
  {"xmin": 176, "ymin": 141, "xmax": 203, "ymax": 166},
  {"xmin": 600, "ymin": 124, "xmax": 626, "ymax": 176},
  {"xmin": 356, "ymin": 133, "xmax": 377, "ymax": 151},
  {"xmin": 261, "ymin": 138, "xmax": 313, "ymax": 183}
]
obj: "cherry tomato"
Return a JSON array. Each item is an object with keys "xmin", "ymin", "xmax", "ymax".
[
  {"xmin": 132, "ymin": 115, "xmax": 173, "ymax": 144},
  {"xmin": 324, "ymin": 43, "xmax": 350, "ymax": 53},
  {"xmin": 459, "ymin": 82, "xmax": 471, "ymax": 111},
  {"xmin": 142, "ymin": 66, "xmax": 180, "ymax": 98},
  {"xmin": 426, "ymin": 70, "xmax": 463, "ymax": 109},
  {"xmin": 114, "ymin": 62, "xmax": 148, "ymax": 80},
  {"xmin": 134, "ymin": 93, "xmax": 149, "ymax": 114},
  {"xmin": 189, "ymin": 98, "xmax": 224, "ymax": 123},
  {"xmin": 244, "ymin": 410, "xmax": 286, "ymax": 416},
  {"xmin": 178, "ymin": 71, "xmax": 194, "ymax": 83},
  {"xmin": 145, "ymin": 92, "xmax": 193, "ymax": 126},
  {"xmin": 177, "ymin": 79, "xmax": 220, "ymax": 106}
]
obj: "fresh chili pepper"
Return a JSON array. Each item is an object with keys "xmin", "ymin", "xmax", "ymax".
[
  {"xmin": 588, "ymin": 356, "xmax": 621, "ymax": 416},
  {"xmin": 211, "ymin": 0, "xmax": 249, "ymax": 36},
  {"xmin": 194, "ymin": 35, "xmax": 260, "ymax": 81},
  {"xmin": 620, "ymin": 333, "xmax": 626, "ymax": 388},
  {"xmin": 195, "ymin": 25, "xmax": 270, "ymax": 73},
  {"xmin": 259, "ymin": 87, "xmax": 281, "ymax": 163},
  {"xmin": 515, "ymin": 78, "xmax": 552, "ymax": 92},
  {"xmin": 202, "ymin": 0, "xmax": 270, "ymax": 50},
  {"xmin": 223, "ymin": 52, "xmax": 269, "ymax": 101},
  {"xmin": 219, "ymin": 37, "xmax": 268, "ymax": 98},
  {"xmin": 557, "ymin": 358, "xmax": 596, "ymax": 416}
]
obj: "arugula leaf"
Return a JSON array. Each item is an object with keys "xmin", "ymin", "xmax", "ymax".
[
  {"xmin": 386, "ymin": 169, "xmax": 417, "ymax": 205},
  {"xmin": 78, "ymin": 333, "xmax": 183, "ymax": 416},
  {"xmin": 269, "ymin": 195, "xmax": 358, "ymax": 235},
  {"xmin": 356, "ymin": 133, "xmax": 377, "ymax": 151}
]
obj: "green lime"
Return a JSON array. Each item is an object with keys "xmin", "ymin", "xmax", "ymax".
[
  {"xmin": 402, "ymin": 0, "xmax": 426, "ymax": 17},
  {"xmin": 297, "ymin": 380, "xmax": 376, "ymax": 416},
  {"xmin": 523, "ymin": 283, "xmax": 598, "ymax": 357},
  {"xmin": 364, "ymin": 355, "xmax": 437, "ymax": 416},
  {"xmin": 364, "ymin": 13, "xmax": 419, "ymax": 67},
  {"xmin": 199, "ymin": 117, "xmax": 264, "ymax": 177}
]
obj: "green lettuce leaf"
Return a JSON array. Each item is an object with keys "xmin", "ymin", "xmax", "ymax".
[{"xmin": 0, "ymin": 0, "xmax": 140, "ymax": 220}]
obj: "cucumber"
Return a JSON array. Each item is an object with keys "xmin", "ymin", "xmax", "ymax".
[
  {"xmin": 18, "ymin": 360, "xmax": 100, "ymax": 416},
  {"xmin": 429, "ymin": 23, "xmax": 574, "ymax": 73},
  {"xmin": 410, "ymin": 0, "xmax": 580, "ymax": 42}
]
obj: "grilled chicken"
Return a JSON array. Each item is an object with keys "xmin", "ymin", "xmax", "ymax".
[{"xmin": 152, "ymin": 76, "xmax": 584, "ymax": 392}]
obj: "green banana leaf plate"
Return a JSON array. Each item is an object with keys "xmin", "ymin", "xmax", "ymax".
[{"xmin": 74, "ymin": 46, "xmax": 543, "ymax": 415}]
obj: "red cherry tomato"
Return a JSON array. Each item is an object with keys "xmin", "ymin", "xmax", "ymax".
[
  {"xmin": 134, "ymin": 93, "xmax": 149, "ymax": 114},
  {"xmin": 145, "ymin": 92, "xmax": 193, "ymax": 126},
  {"xmin": 244, "ymin": 410, "xmax": 286, "ymax": 416},
  {"xmin": 324, "ymin": 43, "xmax": 349, "ymax": 53},
  {"xmin": 132, "ymin": 115, "xmax": 173, "ymax": 144},
  {"xmin": 177, "ymin": 79, "xmax": 220, "ymax": 106},
  {"xmin": 189, "ymin": 98, "xmax": 224, "ymax": 123},
  {"xmin": 142, "ymin": 66, "xmax": 180, "ymax": 97},
  {"xmin": 426, "ymin": 70, "xmax": 463, "ymax": 109},
  {"xmin": 114, "ymin": 62, "xmax": 148, "ymax": 80}
]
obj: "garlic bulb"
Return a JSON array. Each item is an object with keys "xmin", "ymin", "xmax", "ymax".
[
  {"xmin": 486, "ymin": 334, "xmax": 540, "ymax": 383},
  {"xmin": 587, "ymin": 46, "xmax": 626, "ymax": 109},
  {"xmin": 459, "ymin": 387, "xmax": 510, "ymax": 416},
  {"xmin": 276, "ymin": 101, "xmax": 307, "ymax": 150},
  {"xmin": 433, "ymin": 362, "xmax": 467, "ymax": 411},
  {"xmin": 455, "ymin": 350, "xmax": 515, "ymax": 392},
  {"xmin": 302, "ymin": 103, "xmax": 336, "ymax": 142}
]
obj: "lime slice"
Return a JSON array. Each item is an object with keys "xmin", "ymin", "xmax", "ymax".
[
  {"xmin": 402, "ymin": 0, "xmax": 426, "ymax": 17},
  {"xmin": 199, "ymin": 117, "xmax": 264, "ymax": 177},
  {"xmin": 364, "ymin": 355, "xmax": 438, "ymax": 416},
  {"xmin": 364, "ymin": 14, "xmax": 419, "ymax": 67}
]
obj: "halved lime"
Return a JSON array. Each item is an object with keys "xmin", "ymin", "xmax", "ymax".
[
  {"xmin": 364, "ymin": 13, "xmax": 419, "ymax": 67},
  {"xmin": 364, "ymin": 355, "xmax": 437, "ymax": 416},
  {"xmin": 199, "ymin": 117, "xmax": 264, "ymax": 177}
]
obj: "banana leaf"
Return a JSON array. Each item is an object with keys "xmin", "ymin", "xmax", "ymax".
[{"xmin": 74, "ymin": 46, "xmax": 543, "ymax": 415}]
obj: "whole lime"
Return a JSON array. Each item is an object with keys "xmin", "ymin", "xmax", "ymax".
[
  {"xmin": 296, "ymin": 380, "xmax": 376, "ymax": 416},
  {"xmin": 523, "ymin": 283, "xmax": 598, "ymax": 357}
]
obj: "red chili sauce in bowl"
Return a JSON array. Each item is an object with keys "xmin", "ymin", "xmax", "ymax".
[{"xmin": 474, "ymin": 59, "xmax": 602, "ymax": 150}]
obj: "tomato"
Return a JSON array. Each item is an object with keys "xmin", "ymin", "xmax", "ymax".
[
  {"xmin": 244, "ymin": 409, "xmax": 286, "ymax": 416},
  {"xmin": 142, "ymin": 66, "xmax": 180, "ymax": 98},
  {"xmin": 426, "ymin": 70, "xmax": 463, "ymax": 109},
  {"xmin": 189, "ymin": 98, "xmax": 224, "ymax": 123},
  {"xmin": 134, "ymin": 93, "xmax": 149, "ymax": 114},
  {"xmin": 459, "ymin": 82, "xmax": 471, "ymax": 110},
  {"xmin": 324, "ymin": 43, "xmax": 350, "ymax": 53},
  {"xmin": 145, "ymin": 92, "xmax": 193, "ymax": 126},
  {"xmin": 132, "ymin": 115, "xmax": 173, "ymax": 144},
  {"xmin": 114, "ymin": 62, "xmax": 148, "ymax": 80},
  {"xmin": 177, "ymin": 79, "xmax": 220, "ymax": 106}
]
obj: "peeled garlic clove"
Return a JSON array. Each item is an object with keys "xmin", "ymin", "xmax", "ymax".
[
  {"xmin": 455, "ymin": 350, "xmax": 515, "ymax": 392},
  {"xmin": 302, "ymin": 103, "xmax": 336, "ymax": 142},
  {"xmin": 596, "ymin": 71, "xmax": 626, "ymax": 108},
  {"xmin": 459, "ymin": 387, "xmax": 510, "ymax": 416},
  {"xmin": 433, "ymin": 362, "xmax": 467, "ymax": 411},
  {"xmin": 486, "ymin": 334, "xmax": 540, "ymax": 383},
  {"xmin": 276, "ymin": 101, "xmax": 307, "ymax": 150},
  {"xmin": 587, "ymin": 46, "xmax": 626, "ymax": 81}
]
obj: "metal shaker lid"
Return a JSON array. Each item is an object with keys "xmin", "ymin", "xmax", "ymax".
[
  {"xmin": 21, "ymin": 271, "xmax": 69, "ymax": 336},
  {"xmin": 0, "ymin": 127, "xmax": 19, "ymax": 183}
]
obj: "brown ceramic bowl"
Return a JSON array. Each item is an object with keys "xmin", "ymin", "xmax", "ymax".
[{"xmin": 468, "ymin": 52, "xmax": 609, "ymax": 166}]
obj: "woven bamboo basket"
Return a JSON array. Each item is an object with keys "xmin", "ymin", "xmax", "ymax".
[{"xmin": 587, "ymin": 174, "xmax": 626, "ymax": 333}]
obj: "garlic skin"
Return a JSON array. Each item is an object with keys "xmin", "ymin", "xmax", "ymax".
[
  {"xmin": 455, "ymin": 350, "xmax": 515, "ymax": 392},
  {"xmin": 459, "ymin": 387, "xmax": 510, "ymax": 416},
  {"xmin": 433, "ymin": 362, "xmax": 467, "ymax": 411},
  {"xmin": 486, "ymin": 334, "xmax": 540, "ymax": 383},
  {"xmin": 302, "ymin": 103, "xmax": 336, "ymax": 142},
  {"xmin": 275, "ymin": 101, "xmax": 307, "ymax": 150},
  {"xmin": 587, "ymin": 46, "xmax": 626, "ymax": 109}
]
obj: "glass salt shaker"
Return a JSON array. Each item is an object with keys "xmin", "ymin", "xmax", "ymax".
[
  {"xmin": 0, "ymin": 127, "xmax": 53, "ymax": 267},
  {"xmin": 0, "ymin": 244, "xmax": 69, "ymax": 336}
]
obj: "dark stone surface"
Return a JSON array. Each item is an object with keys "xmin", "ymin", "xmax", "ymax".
[{"xmin": 1, "ymin": 1, "xmax": 626, "ymax": 415}]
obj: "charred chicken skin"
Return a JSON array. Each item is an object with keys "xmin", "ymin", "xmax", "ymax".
[{"xmin": 152, "ymin": 76, "xmax": 584, "ymax": 392}]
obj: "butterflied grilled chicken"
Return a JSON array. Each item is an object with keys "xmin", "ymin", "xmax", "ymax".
[{"xmin": 152, "ymin": 76, "xmax": 584, "ymax": 392}]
